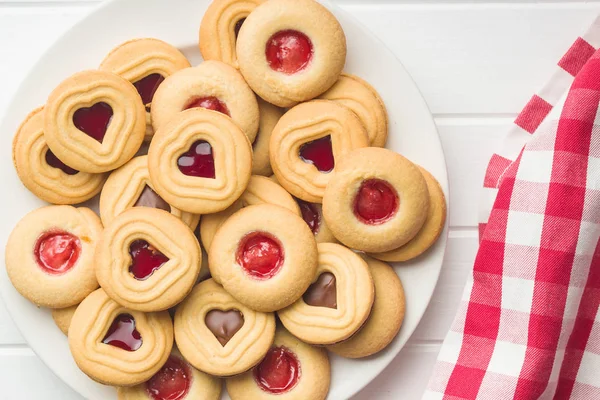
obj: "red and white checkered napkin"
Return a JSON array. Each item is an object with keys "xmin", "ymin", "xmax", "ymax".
[{"xmin": 424, "ymin": 16, "xmax": 600, "ymax": 400}]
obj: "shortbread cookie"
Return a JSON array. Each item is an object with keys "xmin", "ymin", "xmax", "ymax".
[
  {"xmin": 278, "ymin": 243, "xmax": 374, "ymax": 345},
  {"xmin": 270, "ymin": 100, "xmax": 368, "ymax": 203},
  {"xmin": 148, "ymin": 108, "xmax": 252, "ymax": 214},
  {"xmin": 151, "ymin": 61, "xmax": 259, "ymax": 142},
  {"xmin": 99, "ymin": 155, "xmax": 199, "ymax": 230},
  {"xmin": 199, "ymin": 0, "xmax": 265, "ymax": 67},
  {"xmin": 328, "ymin": 257, "xmax": 405, "ymax": 358},
  {"xmin": 12, "ymin": 107, "xmax": 106, "ymax": 204},
  {"xmin": 100, "ymin": 38, "xmax": 191, "ymax": 141},
  {"xmin": 69, "ymin": 288, "xmax": 173, "ymax": 386},
  {"xmin": 371, "ymin": 167, "xmax": 446, "ymax": 262},
  {"xmin": 295, "ymin": 199, "xmax": 337, "ymax": 243},
  {"xmin": 117, "ymin": 348, "xmax": 221, "ymax": 400},
  {"xmin": 96, "ymin": 208, "xmax": 201, "ymax": 312},
  {"xmin": 44, "ymin": 70, "xmax": 146, "ymax": 173},
  {"xmin": 52, "ymin": 304, "xmax": 79, "ymax": 335},
  {"xmin": 209, "ymin": 204, "xmax": 318, "ymax": 312},
  {"xmin": 174, "ymin": 279, "xmax": 276, "ymax": 376},
  {"xmin": 227, "ymin": 328, "xmax": 330, "ymax": 400},
  {"xmin": 236, "ymin": 0, "xmax": 346, "ymax": 107},
  {"xmin": 252, "ymin": 99, "xmax": 284, "ymax": 176},
  {"xmin": 322, "ymin": 147, "xmax": 430, "ymax": 253},
  {"xmin": 5, "ymin": 205, "xmax": 102, "ymax": 308},
  {"xmin": 319, "ymin": 73, "xmax": 388, "ymax": 147}
]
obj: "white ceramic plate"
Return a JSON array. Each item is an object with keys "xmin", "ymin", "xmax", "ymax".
[{"xmin": 0, "ymin": 0, "xmax": 448, "ymax": 398}]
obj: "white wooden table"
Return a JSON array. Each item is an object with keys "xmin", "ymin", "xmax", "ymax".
[{"xmin": 0, "ymin": 0, "xmax": 598, "ymax": 398}]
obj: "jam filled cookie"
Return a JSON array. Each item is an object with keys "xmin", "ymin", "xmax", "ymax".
[
  {"xmin": 52, "ymin": 304, "xmax": 79, "ymax": 335},
  {"xmin": 69, "ymin": 288, "xmax": 173, "ymax": 386},
  {"xmin": 44, "ymin": 70, "xmax": 146, "ymax": 173},
  {"xmin": 174, "ymin": 279, "xmax": 276, "ymax": 376},
  {"xmin": 199, "ymin": 0, "xmax": 265, "ymax": 67},
  {"xmin": 148, "ymin": 108, "xmax": 253, "ymax": 214},
  {"xmin": 5, "ymin": 205, "xmax": 102, "ymax": 308},
  {"xmin": 371, "ymin": 167, "xmax": 446, "ymax": 262},
  {"xmin": 270, "ymin": 100, "xmax": 368, "ymax": 203},
  {"xmin": 13, "ymin": 107, "xmax": 106, "ymax": 205},
  {"xmin": 151, "ymin": 61, "xmax": 259, "ymax": 142},
  {"xmin": 96, "ymin": 208, "xmax": 201, "ymax": 312},
  {"xmin": 226, "ymin": 328, "xmax": 330, "ymax": 400},
  {"xmin": 117, "ymin": 348, "xmax": 221, "ymax": 400},
  {"xmin": 327, "ymin": 256, "xmax": 405, "ymax": 358},
  {"xmin": 322, "ymin": 147, "xmax": 430, "ymax": 253},
  {"xmin": 252, "ymin": 99, "xmax": 284, "ymax": 176},
  {"xmin": 278, "ymin": 243, "xmax": 374, "ymax": 345},
  {"xmin": 99, "ymin": 155, "xmax": 199, "ymax": 230},
  {"xmin": 99, "ymin": 38, "xmax": 191, "ymax": 141},
  {"xmin": 236, "ymin": 0, "xmax": 346, "ymax": 107},
  {"xmin": 295, "ymin": 199, "xmax": 337, "ymax": 244},
  {"xmin": 209, "ymin": 204, "xmax": 318, "ymax": 312},
  {"xmin": 319, "ymin": 73, "xmax": 388, "ymax": 147}
]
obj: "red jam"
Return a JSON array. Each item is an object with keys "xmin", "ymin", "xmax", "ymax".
[
  {"xmin": 183, "ymin": 96, "xmax": 230, "ymax": 116},
  {"xmin": 296, "ymin": 199, "xmax": 320, "ymax": 235},
  {"xmin": 34, "ymin": 231, "xmax": 81, "ymax": 275},
  {"xmin": 102, "ymin": 314, "xmax": 142, "ymax": 351},
  {"xmin": 299, "ymin": 135, "xmax": 334, "ymax": 173},
  {"xmin": 236, "ymin": 232, "xmax": 284, "ymax": 279},
  {"xmin": 133, "ymin": 73, "xmax": 165, "ymax": 106},
  {"xmin": 234, "ymin": 18, "xmax": 246, "ymax": 38},
  {"xmin": 45, "ymin": 149, "xmax": 78, "ymax": 175},
  {"xmin": 265, "ymin": 30, "xmax": 313, "ymax": 74},
  {"xmin": 354, "ymin": 179, "xmax": 399, "ymax": 225},
  {"xmin": 73, "ymin": 102, "xmax": 113, "ymax": 143},
  {"xmin": 129, "ymin": 240, "xmax": 169, "ymax": 280},
  {"xmin": 146, "ymin": 355, "xmax": 192, "ymax": 400},
  {"xmin": 253, "ymin": 346, "xmax": 301, "ymax": 394},
  {"xmin": 177, "ymin": 140, "xmax": 216, "ymax": 178}
]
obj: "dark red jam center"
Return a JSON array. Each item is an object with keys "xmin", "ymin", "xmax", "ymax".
[
  {"xmin": 129, "ymin": 239, "xmax": 169, "ymax": 280},
  {"xmin": 183, "ymin": 96, "xmax": 230, "ymax": 116},
  {"xmin": 177, "ymin": 140, "xmax": 216, "ymax": 178},
  {"xmin": 354, "ymin": 179, "xmax": 399, "ymax": 225},
  {"xmin": 34, "ymin": 231, "xmax": 81, "ymax": 275},
  {"xmin": 299, "ymin": 135, "xmax": 334, "ymax": 173},
  {"xmin": 254, "ymin": 346, "xmax": 301, "ymax": 394},
  {"xmin": 236, "ymin": 232, "xmax": 284, "ymax": 279},
  {"xmin": 146, "ymin": 355, "xmax": 192, "ymax": 400},
  {"xmin": 134, "ymin": 185, "xmax": 170, "ymax": 212},
  {"xmin": 73, "ymin": 102, "xmax": 113, "ymax": 143},
  {"xmin": 266, "ymin": 30, "xmax": 313, "ymax": 74},
  {"xmin": 45, "ymin": 149, "xmax": 78, "ymax": 175},
  {"xmin": 296, "ymin": 199, "xmax": 320, "ymax": 235},
  {"xmin": 133, "ymin": 73, "xmax": 165, "ymax": 106},
  {"xmin": 102, "ymin": 314, "xmax": 142, "ymax": 351},
  {"xmin": 234, "ymin": 18, "xmax": 246, "ymax": 38}
]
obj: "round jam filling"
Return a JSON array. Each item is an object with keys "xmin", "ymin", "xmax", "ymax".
[
  {"xmin": 177, "ymin": 140, "xmax": 216, "ymax": 178},
  {"xmin": 299, "ymin": 135, "xmax": 334, "ymax": 173},
  {"xmin": 265, "ymin": 30, "xmax": 313, "ymax": 74},
  {"xmin": 72, "ymin": 102, "xmax": 113, "ymax": 143},
  {"xmin": 133, "ymin": 73, "xmax": 165, "ymax": 106},
  {"xmin": 146, "ymin": 355, "xmax": 192, "ymax": 400},
  {"xmin": 296, "ymin": 199, "xmax": 320, "ymax": 235},
  {"xmin": 183, "ymin": 96, "xmax": 230, "ymax": 116},
  {"xmin": 129, "ymin": 240, "xmax": 169, "ymax": 280},
  {"xmin": 253, "ymin": 346, "xmax": 301, "ymax": 394},
  {"xmin": 102, "ymin": 314, "xmax": 142, "ymax": 351},
  {"xmin": 45, "ymin": 149, "xmax": 78, "ymax": 175},
  {"xmin": 353, "ymin": 179, "xmax": 399, "ymax": 225},
  {"xmin": 236, "ymin": 232, "xmax": 284, "ymax": 279},
  {"xmin": 34, "ymin": 231, "xmax": 81, "ymax": 275}
]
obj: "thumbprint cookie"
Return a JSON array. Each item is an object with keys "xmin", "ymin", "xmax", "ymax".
[{"xmin": 52, "ymin": 304, "xmax": 79, "ymax": 335}]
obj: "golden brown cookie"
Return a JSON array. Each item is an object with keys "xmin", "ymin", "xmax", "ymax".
[
  {"xmin": 252, "ymin": 99, "xmax": 284, "ymax": 176},
  {"xmin": 52, "ymin": 304, "xmax": 79, "ymax": 335},
  {"xmin": 236, "ymin": 0, "xmax": 346, "ymax": 107}
]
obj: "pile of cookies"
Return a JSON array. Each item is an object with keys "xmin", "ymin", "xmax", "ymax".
[{"xmin": 5, "ymin": 0, "xmax": 447, "ymax": 399}]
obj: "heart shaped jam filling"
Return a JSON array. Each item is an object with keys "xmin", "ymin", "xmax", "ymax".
[
  {"xmin": 299, "ymin": 135, "xmax": 334, "ymax": 173},
  {"xmin": 34, "ymin": 231, "xmax": 81, "ymax": 275},
  {"xmin": 183, "ymin": 96, "xmax": 230, "ymax": 116},
  {"xmin": 234, "ymin": 18, "xmax": 246, "ymax": 38},
  {"xmin": 102, "ymin": 314, "xmax": 142, "ymax": 351},
  {"xmin": 296, "ymin": 199, "xmax": 320, "ymax": 235},
  {"xmin": 236, "ymin": 232, "xmax": 284, "ymax": 279},
  {"xmin": 205, "ymin": 309, "xmax": 244, "ymax": 346},
  {"xmin": 133, "ymin": 73, "xmax": 165, "ymax": 107},
  {"xmin": 45, "ymin": 149, "xmax": 78, "ymax": 175},
  {"xmin": 73, "ymin": 102, "xmax": 113, "ymax": 143},
  {"xmin": 266, "ymin": 30, "xmax": 313, "ymax": 74},
  {"xmin": 303, "ymin": 272, "xmax": 337, "ymax": 309},
  {"xmin": 177, "ymin": 140, "xmax": 216, "ymax": 178},
  {"xmin": 254, "ymin": 346, "xmax": 301, "ymax": 394},
  {"xmin": 354, "ymin": 179, "xmax": 399, "ymax": 225},
  {"xmin": 146, "ymin": 355, "xmax": 191, "ymax": 400},
  {"xmin": 134, "ymin": 185, "xmax": 170, "ymax": 212},
  {"xmin": 129, "ymin": 239, "xmax": 169, "ymax": 280}
]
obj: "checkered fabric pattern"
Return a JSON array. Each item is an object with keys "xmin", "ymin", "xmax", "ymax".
[{"xmin": 424, "ymin": 20, "xmax": 600, "ymax": 400}]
